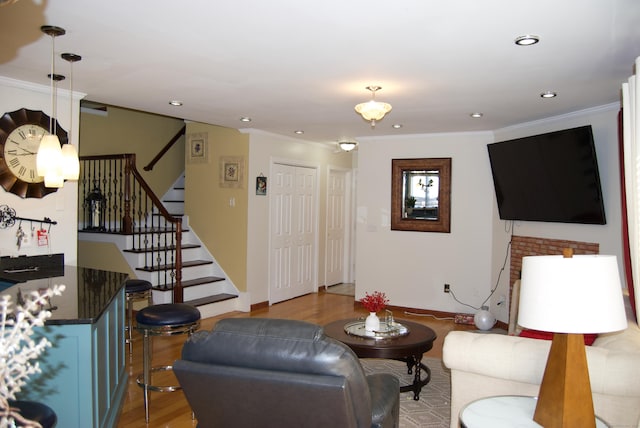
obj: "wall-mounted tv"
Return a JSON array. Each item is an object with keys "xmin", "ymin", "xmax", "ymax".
[{"xmin": 487, "ymin": 125, "xmax": 606, "ymax": 225}]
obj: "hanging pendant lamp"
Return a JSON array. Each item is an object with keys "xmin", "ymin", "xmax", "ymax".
[
  {"xmin": 61, "ymin": 52, "xmax": 81, "ymax": 181},
  {"xmin": 354, "ymin": 86, "xmax": 392, "ymax": 128},
  {"xmin": 37, "ymin": 25, "xmax": 66, "ymax": 187}
]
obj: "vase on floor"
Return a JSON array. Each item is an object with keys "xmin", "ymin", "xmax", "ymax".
[{"xmin": 365, "ymin": 312, "xmax": 380, "ymax": 332}]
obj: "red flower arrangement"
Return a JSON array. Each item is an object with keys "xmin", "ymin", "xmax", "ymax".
[{"xmin": 360, "ymin": 291, "xmax": 389, "ymax": 313}]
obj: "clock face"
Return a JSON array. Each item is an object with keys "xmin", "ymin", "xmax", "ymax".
[
  {"xmin": 4, "ymin": 124, "xmax": 47, "ymax": 184},
  {"xmin": 0, "ymin": 108, "xmax": 68, "ymax": 198}
]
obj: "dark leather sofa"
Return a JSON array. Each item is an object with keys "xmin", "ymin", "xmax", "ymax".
[{"xmin": 174, "ymin": 318, "xmax": 400, "ymax": 428}]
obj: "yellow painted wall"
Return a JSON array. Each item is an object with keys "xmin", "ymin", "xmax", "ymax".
[
  {"xmin": 77, "ymin": 241, "xmax": 135, "ymax": 278},
  {"xmin": 79, "ymin": 106, "xmax": 185, "ymax": 196},
  {"xmin": 184, "ymin": 123, "xmax": 249, "ymax": 292}
]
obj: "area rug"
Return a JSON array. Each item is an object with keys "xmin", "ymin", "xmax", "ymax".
[{"xmin": 361, "ymin": 357, "xmax": 451, "ymax": 428}]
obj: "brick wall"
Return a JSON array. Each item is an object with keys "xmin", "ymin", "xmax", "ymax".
[{"xmin": 509, "ymin": 235, "xmax": 600, "ymax": 313}]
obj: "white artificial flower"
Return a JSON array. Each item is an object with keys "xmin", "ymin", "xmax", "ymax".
[{"xmin": 0, "ymin": 284, "xmax": 65, "ymax": 427}]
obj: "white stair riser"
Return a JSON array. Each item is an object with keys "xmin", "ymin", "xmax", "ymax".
[
  {"xmin": 123, "ymin": 247, "xmax": 206, "ymax": 268},
  {"xmin": 183, "ymin": 280, "xmax": 238, "ymax": 301},
  {"xmin": 197, "ymin": 299, "xmax": 239, "ymax": 318},
  {"xmin": 135, "ymin": 264, "xmax": 216, "ymax": 286},
  {"xmin": 164, "ymin": 188, "xmax": 184, "ymax": 200},
  {"xmin": 150, "ymin": 291, "xmax": 239, "ymax": 318},
  {"xmin": 156, "ymin": 201, "xmax": 184, "ymax": 214}
]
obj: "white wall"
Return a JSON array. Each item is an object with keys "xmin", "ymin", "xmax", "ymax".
[
  {"xmin": 355, "ymin": 103, "xmax": 622, "ymax": 324},
  {"xmin": 0, "ymin": 77, "xmax": 82, "ymax": 264},
  {"xmin": 355, "ymin": 131, "xmax": 496, "ymax": 315},
  {"xmin": 489, "ymin": 103, "xmax": 623, "ymax": 322},
  {"xmin": 245, "ymin": 129, "xmax": 353, "ymax": 304}
]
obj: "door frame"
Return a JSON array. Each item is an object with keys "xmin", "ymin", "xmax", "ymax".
[
  {"xmin": 324, "ymin": 165, "xmax": 355, "ymax": 285},
  {"xmin": 268, "ymin": 157, "xmax": 321, "ymax": 304}
]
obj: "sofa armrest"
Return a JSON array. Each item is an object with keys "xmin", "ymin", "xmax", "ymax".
[{"xmin": 443, "ymin": 331, "xmax": 550, "ymax": 385}]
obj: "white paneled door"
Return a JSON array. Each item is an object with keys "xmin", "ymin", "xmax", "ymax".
[
  {"xmin": 325, "ymin": 169, "xmax": 347, "ymax": 286},
  {"xmin": 270, "ymin": 163, "xmax": 317, "ymax": 304}
]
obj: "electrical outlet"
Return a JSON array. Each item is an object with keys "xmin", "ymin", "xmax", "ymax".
[{"xmin": 444, "ymin": 283, "xmax": 450, "ymax": 293}]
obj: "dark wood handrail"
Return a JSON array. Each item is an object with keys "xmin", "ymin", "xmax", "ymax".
[
  {"xmin": 79, "ymin": 152, "xmax": 184, "ymax": 302},
  {"xmin": 127, "ymin": 155, "xmax": 184, "ymax": 302},
  {"xmin": 128, "ymin": 154, "xmax": 183, "ymax": 225},
  {"xmin": 143, "ymin": 125, "xmax": 186, "ymax": 171}
]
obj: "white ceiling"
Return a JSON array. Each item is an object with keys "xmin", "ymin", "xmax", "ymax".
[{"xmin": 1, "ymin": 0, "xmax": 639, "ymax": 145}]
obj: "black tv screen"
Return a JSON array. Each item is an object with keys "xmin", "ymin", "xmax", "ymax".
[{"xmin": 487, "ymin": 125, "xmax": 606, "ymax": 224}]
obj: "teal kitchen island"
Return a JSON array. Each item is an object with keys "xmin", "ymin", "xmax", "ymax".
[{"xmin": 1, "ymin": 263, "xmax": 128, "ymax": 428}]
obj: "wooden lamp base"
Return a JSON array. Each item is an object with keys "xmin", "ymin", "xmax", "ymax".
[{"xmin": 534, "ymin": 332, "xmax": 596, "ymax": 428}]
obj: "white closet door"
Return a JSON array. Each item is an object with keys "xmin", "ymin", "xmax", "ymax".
[{"xmin": 270, "ymin": 163, "xmax": 316, "ymax": 303}]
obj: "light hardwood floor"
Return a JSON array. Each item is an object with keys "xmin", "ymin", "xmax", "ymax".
[{"xmin": 117, "ymin": 290, "xmax": 473, "ymax": 428}]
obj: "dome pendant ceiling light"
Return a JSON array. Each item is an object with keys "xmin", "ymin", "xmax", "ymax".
[
  {"xmin": 338, "ymin": 140, "xmax": 358, "ymax": 152},
  {"xmin": 354, "ymin": 86, "xmax": 392, "ymax": 128}
]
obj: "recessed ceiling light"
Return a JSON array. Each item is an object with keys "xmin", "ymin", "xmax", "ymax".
[
  {"xmin": 240, "ymin": 117, "xmax": 252, "ymax": 122},
  {"xmin": 169, "ymin": 100, "xmax": 183, "ymax": 106},
  {"xmin": 392, "ymin": 124, "xmax": 403, "ymax": 129},
  {"xmin": 540, "ymin": 91, "xmax": 557, "ymax": 98},
  {"xmin": 294, "ymin": 130, "xmax": 304, "ymax": 135},
  {"xmin": 515, "ymin": 35, "xmax": 540, "ymax": 46},
  {"xmin": 470, "ymin": 112, "xmax": 483, "ymax": 118}
]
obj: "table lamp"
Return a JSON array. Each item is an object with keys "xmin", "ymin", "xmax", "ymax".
[{"xmin": 518, "ymin": 248, "xmax": 627, "ymax": 428}]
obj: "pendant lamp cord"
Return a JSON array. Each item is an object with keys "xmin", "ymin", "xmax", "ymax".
[
  {"xmin": 49, "ymin": 32, "xmax": 56, "ymax": 135},
  {"xmin": 68, "ymin": 56, "xmax": 73, "ymax": 144}
]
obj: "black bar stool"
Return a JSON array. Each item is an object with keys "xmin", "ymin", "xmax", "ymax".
[
  {"xmin": 135, "ymin": 303, "xmax": 201, "ymax": 423},
  {"xmin": 125, "ymin": 279, "xmax": 153, "ymax": 355}
]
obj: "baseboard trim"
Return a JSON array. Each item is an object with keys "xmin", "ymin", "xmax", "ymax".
[
  {"xmin": 386, "ymin": 304, "xmax": 509, "ymax": 330},
  {"xmin": 250, "ymin": 300, "xmax": 269, "ymax": 311}
]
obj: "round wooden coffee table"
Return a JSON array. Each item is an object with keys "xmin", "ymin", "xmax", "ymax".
[{"xmin": 324, "ymin": 318, "xmax": 437, "ymax": 400}]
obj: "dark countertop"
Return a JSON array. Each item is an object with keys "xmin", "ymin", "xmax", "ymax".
[{"xmin": 0, "ymin": 265, "xmax": 128, "ymax": 325}]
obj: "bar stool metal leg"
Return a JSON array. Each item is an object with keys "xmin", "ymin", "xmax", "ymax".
[
  {"xmin": 135, "ymin": 303, "xmax": 200, "ymax": 424},
  {"xmin": 142, "ymin": 328, "xmax": 151, "ymax": 423}
]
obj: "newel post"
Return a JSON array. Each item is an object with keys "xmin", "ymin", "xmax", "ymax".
[{"xmin": 121, "ymin": 154, "xmax": 134, "ymax": 234}]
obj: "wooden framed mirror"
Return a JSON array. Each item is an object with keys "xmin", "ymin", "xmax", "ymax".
[{"xmin": 391, "ymin": 158, "xmax": 451, "ymax": 232}]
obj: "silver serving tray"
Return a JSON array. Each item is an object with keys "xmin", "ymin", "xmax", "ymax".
[{"xmin": 343, "ymin": 320, "xmax": 409, "ymax": 339}]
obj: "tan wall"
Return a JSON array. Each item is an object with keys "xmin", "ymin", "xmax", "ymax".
[
  {"xmin": 184, "ymin": 123, "xmax": 249, "ymax": 292},
  {"xmin": 77, "ymin": 240, "xmax": 136, "ymax": 278},
  {"xmin": 79, "ymin": 106, "xmax": 185, "ymax": 196}
]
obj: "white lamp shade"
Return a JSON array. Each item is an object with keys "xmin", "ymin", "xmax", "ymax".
[
  {"xmin": 44, "ymin": 168, "xmax": 64, "ymax": 188},
  {"xmin": 61, "ymin": 144, "xmax": 80, "ymax": 180},
  {"xmin": 36, "ymin": 134, "xmax": 62, "ymax": 177},
  {"xmin": 518, "ymin": 254, "xmax": 627, "ymax": 334}
]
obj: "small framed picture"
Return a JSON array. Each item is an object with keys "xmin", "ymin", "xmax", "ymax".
[
  {"xmin": 256, "ymin": 176, "xmax": 267, "ymax": 195},
  {"xmin": 219, "ymin": 156, "xmax": 245, "ymax": 188},
  {"xmin": 187, "ymin": 132, "xmax": 208, "ymax": 163},
  {"xmin": 224, "ymin": 162, "xmax": 239, "ymax": 181}
]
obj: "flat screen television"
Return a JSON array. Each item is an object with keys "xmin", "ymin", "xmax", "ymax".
[{"xmin": 487, "ymin": 125, "xmax": 606, "ymax": 224}]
